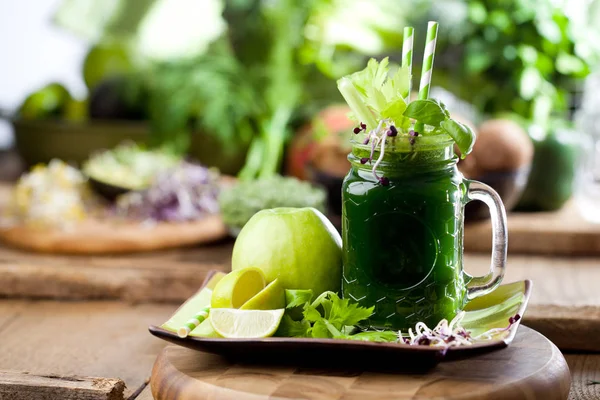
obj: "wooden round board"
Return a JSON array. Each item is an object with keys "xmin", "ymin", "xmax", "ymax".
[
  {"xmin": 0, "ymin": 216, "xmax": 227, "ymax": 254},
  {"xmin": 150, "ymin": 326, "xmax": 571, "ymax": 400}
]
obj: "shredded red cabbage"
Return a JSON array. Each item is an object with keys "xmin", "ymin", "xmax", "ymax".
[{"xmin": 117, "ymin": 161, "xmax": 220, "ymax": 222}]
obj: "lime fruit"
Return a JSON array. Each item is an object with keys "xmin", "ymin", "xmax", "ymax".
[
  {"xmin": 161, "ymin": 272, "xmax": 225, "ymax": 332},
  {"xmin": 189, "ymin": 318, "xmax": 221, "ymax": 338},
  {"xmin": 209, "ymin": 308, "xmax": 285, "ymax": 338},
  {"xmin": 83, "ymin": 41, "xmax": 134, "ymax": 90},
  {"xmin": 232, "ymin": 207, "xmax": 342, "ymax": 295},
  {"xmin": 211, "ymin": 267, "xmax": 266, "ymax": 309},
  {"xmin": 19, "ymin": 83, "xmax": 72, "ymax": 119},
  {"xmin": 240, "ymin": 279, "xmax": 285, "ymax": 310}
]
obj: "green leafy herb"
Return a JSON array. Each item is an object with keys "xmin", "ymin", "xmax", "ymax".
[
  {"xmin": 337, "ymin": 57, "xmax": 475, "ymax": 158},
  {"xmin": 403, "ymin": 99, "xmax": 448, "ymax": 127},
  {"xmin": 440, "ymin": 119, "xmax": 475, "ymax": 158},
  {"xmin": 277, "ymin": 289, "xmax": 391, "ymax": 342},
  {"xmin": 276, "ymin": 315, "xmax": 311, "ymax": 338},
  {"xmin": 285, "ymin": 289, "xmax": 314, "ymax": 308},
  {"xmin": 402, "ymin": 99, "xmax": 475, "ymax": 157},
  {"xmin": 337, "ymin": 57, "xmax": 411, "ymax": 130}
]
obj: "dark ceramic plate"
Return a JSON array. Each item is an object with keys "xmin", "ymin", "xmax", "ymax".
[{"xmin": 149, "ymin": 271, "xmax": 531, "ymax": 371}]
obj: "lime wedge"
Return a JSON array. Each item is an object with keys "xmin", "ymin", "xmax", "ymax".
[
  {"xmin": 210, "ymin": 308, "xmax": 285, "ymax": 338},
  {"xmin": 189, "ymin": 318, "xmax": 221, "ymax": 338},
  {"xmin": 240, "ymin": 279, "xmax": 285, "ymax": 310},
  {"xmin": 161, "ymin": 272, "xmax": 225, "ymax": 332},
  {"xmin": 211, "ymin": 268, "xmax": 266, "ymax": 309}
]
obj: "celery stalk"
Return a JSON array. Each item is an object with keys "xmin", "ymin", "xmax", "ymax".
[{"xmin": 337, "ymin": 77, "xmax": 377, "ymax": 130}]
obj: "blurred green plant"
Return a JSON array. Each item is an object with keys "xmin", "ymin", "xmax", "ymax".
[
  {"xmin": 57, "ymin": 0, "xmax": 406, "ymax": 178},
  {"xmin": 421, "ymin": 0, "xmax": 600, "ymax": 119},
  {"xmin": 134, "ymin": 0, "xmax": 406, "ymax": 178}
]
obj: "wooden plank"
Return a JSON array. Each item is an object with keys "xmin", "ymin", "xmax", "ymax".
[
  {"xmin": 523, "ymin": 306, "xmax": 600, "ymax": 352},
  {"xmin": 0, "ymin": 300, "xmax": 27, "ymax": 332},
  {"xmin": 0, "ymin": 242, "xmax": 232, "ymax": 302},
  {"xmin": 0, "ymin": 301, "xmax": 173, "ymax": 398},
  {"xmin": 465, "ymin": 202, "xmax": 600, "ymax": 255},
  {"xmin": 0, "ymin": 371, "xmax": 125, "ymax": 400},
  {"xmin": 465, "ymin": 253, "xmax": 600, "ymax": 352},
  {"xmin": 465, "ymin": 254, "xmax": 600, "ymax": 308},
  {"xmin": 566, "ymin": 354, "xmax": 600, "ymax": 400}
]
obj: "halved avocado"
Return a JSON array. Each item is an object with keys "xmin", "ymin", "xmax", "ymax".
[
  {"xmin": 87, "ymin": 175, "xmax": 140, "ymax": 201},
  {"xmin": 82, "ymin": 144, "xmax": 179, "ymax": 201}
]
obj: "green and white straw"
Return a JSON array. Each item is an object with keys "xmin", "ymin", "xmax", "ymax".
[
  {"xmin": 401, "ymin": 26, "xmax": 414, "ymax": 103},
  {"xmin": 415, "ymin": 21, "xmax": 439, "ymax": 133},
  {"xmin": 177, "ymin": 306, "xmax": 210, "ymax": 338}
]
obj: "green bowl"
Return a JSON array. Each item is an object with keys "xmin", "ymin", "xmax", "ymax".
[
  {"xmin": 13, "ymin": 119, "xmax": 149, "ymax": 167},
  {"xmin": 12, "ymin": 119, "xmax": 249, "ymax": 175}
]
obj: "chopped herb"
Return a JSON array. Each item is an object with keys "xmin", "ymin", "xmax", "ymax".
[
  {"xmin": 277, "ymin": 290, "xmax": 379, "ymax": 341},
  {"xmin": 277, "ymin": 289, "xmax": 522, "ymax": 348}
]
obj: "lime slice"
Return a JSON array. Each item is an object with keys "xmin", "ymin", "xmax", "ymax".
[
  {"xmin": 211, "ymin": 268, "xmax": 266, "ymax": 309},
  {"xmin": 189, "ymin": 318, "xmax": 221, "ymax": 338},
  {"xmin": 161, "ymin": 272, "xmax": 225, "ymax": 332},
  {"xmin": 240, "ymin": 279, "xmax": 285, "ymax": 310},
  {"xmin": 210, "ymin": 308, "xmax": 285, "ymax": 338}
]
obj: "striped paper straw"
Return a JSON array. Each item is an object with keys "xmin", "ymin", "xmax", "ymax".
[
  {"xmin": 177, "ymin": 306, "xmax": 210, "ymax": 338},
  {"xmin": 418, "ymin": 21, "xmax": 439, "ymax": 100},
  {"xmin": 415, "ymin": 21, "xmax": 439, "ymax": 133},
  {"xmin": 401, "ymin": 27, "xmax": 414, "ymax": 103}
]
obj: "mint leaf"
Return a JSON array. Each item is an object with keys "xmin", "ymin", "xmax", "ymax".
[
  {"xmin": 285, "ymin": 289, "xmax": 313, "ymax": 309},
  {"xmin": 440, "ymin": 119, "xmax": 475, "ymax": 158},
  {"xmin": 403, "ymin": 99, "xmax": 448, "ymax": 127},
  {"xmin": 276, "ymin": 314, "xmax": 310, "ymax": 338}
]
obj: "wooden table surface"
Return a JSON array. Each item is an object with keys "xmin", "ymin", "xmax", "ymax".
[
  {"xmin": 0, "ymin": 299, "xmax": 598, "ymax": 399},
  {"xmin": 1, "ymin": 181, "xmax": 600, "ymax": 398}
]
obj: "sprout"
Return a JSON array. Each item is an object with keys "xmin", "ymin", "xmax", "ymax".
[
  {"xmin": 397, "ymin": 313, "xmax": 522, "ymax": 349},
  {"xmin": 360, "ymin": 157, "xmax": 370, "ymax": 164},
  {"xmin": 387, "ymin": 125, "xmax": 398, "ymax": 137}
]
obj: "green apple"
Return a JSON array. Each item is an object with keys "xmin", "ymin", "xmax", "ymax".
[{"xmin": 232, "ymin": 207, "xmax": 342, "ymax": 295}]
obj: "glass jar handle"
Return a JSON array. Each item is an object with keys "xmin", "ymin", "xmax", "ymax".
[{"xmin": 464, "ymin": 180, "xmax": 508, "ymax": 300}]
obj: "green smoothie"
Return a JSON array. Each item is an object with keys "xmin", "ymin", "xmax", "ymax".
[
  {"xmin": 342, "ymin": 136, "xmax": 468, "ymax": 329},
  {"xmin": 336, "ymin": 43, "xmax": 506, "ymax": 332}
]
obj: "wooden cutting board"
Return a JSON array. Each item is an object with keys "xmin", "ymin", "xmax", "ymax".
[
  {"xmin": 150, "ymin": 326, "xmax": 571, "ymax": 400},
  {"xmin": 465, "ymin": 202, "xmax": 600, "ymax": 255}
]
